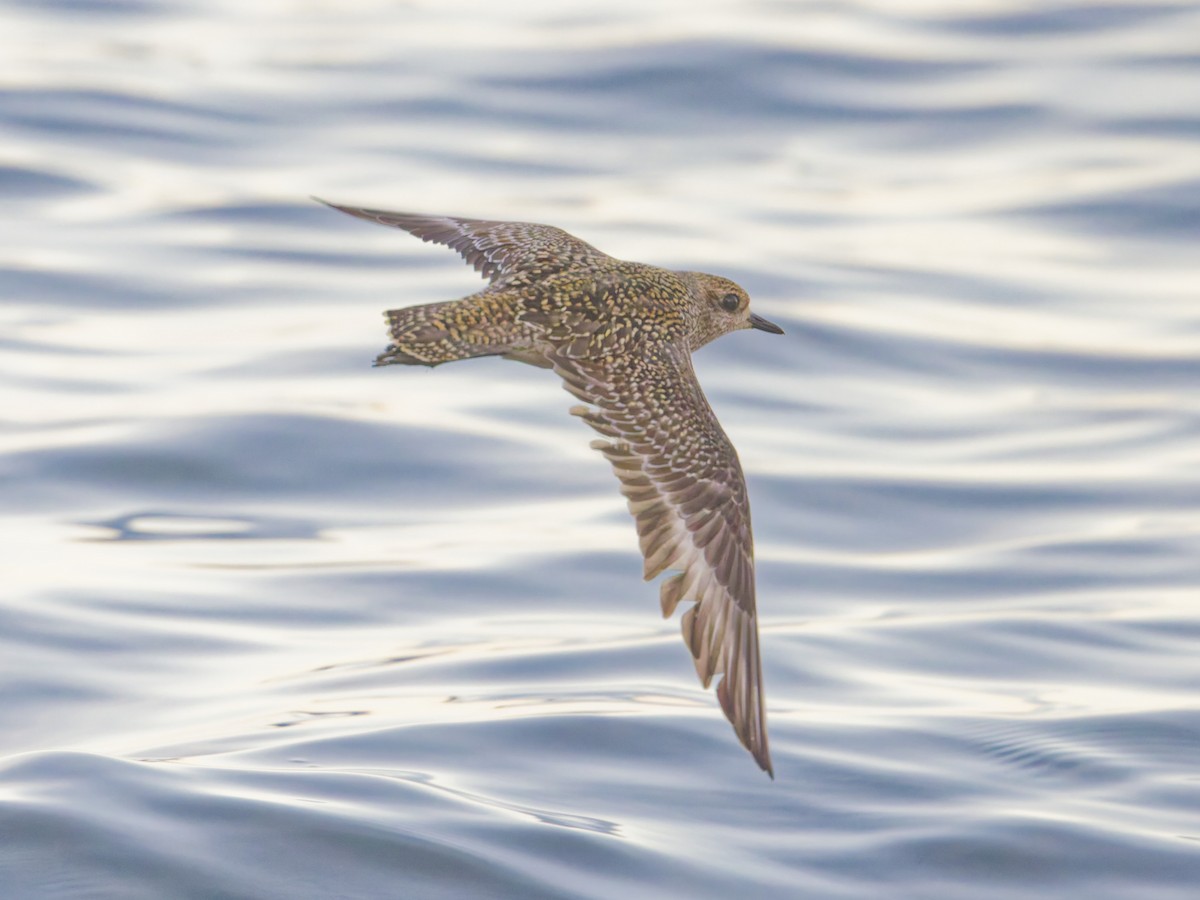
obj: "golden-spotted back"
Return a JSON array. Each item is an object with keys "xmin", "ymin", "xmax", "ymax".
[{"xmin": 319, "ymin": 199, "xmax": 785, "ymax": 776}]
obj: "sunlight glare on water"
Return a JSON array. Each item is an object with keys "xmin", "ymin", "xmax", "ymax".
[{"xmin": 1, "ymin": 0, "xmax": 1198, "ymax": 898}]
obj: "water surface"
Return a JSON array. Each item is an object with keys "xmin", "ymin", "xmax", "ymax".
[{"xmin": 2, "ymin": 1, "xmax": 1198, "ymax": 898}]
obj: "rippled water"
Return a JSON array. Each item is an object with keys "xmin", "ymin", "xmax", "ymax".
[{"xmin": 3, "ymin": 1, "xmax": 1199, "ymax": 897}]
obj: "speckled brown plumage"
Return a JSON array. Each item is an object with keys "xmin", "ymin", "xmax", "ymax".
[{"xmin": 319, "ymin": 199, "xmax": 785, "ymax": 777}]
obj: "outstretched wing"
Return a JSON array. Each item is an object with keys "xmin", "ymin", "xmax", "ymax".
[
  {"xmin": 551, "ymin": 344, "xmax": 772, "ymax": 777},
  {"xmin": 315, "ymin": 199, "xmax": 612, "ymax": 286}
]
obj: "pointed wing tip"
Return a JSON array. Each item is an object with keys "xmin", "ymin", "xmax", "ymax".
[
  {"xmin": 313, "ymin": 197, "xmax": 377, "ymax": 221},
  {"xmin": 740, "ymin": 729, "xmax": 774, "ymax": 779},
  {"xmin": 717, "ymin": 669, "xmax": 772, "ymax": 778},
  {"xmin": 314, "ymin": 197, "xmax": 418, "ymax": 225},
  {"xmin": 758, "ymin": 749, "xmax": 775, "ymax": 779},
  {"xmin": 746, "ymin": 735, "xmax": 774, "ymax": 778},
  {"xmin": 311, "ymin": 195, "xmax": 352, "ymax": 214}
]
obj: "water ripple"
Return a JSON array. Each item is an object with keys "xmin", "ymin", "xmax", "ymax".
[{"xmin": 2, "ymin": 1, "xmax": 1198, "ymax": 898}]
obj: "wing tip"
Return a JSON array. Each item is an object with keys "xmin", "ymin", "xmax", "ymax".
[
  {"xmin": 717, "ymin": 673, "xmax": 774, "ymax": 778},
  {"xmin": 312, "ymin": 195, "xmax": 356, "ymax": 215},
  {"xmin": 313, "ymin": 196, "xmax": 374, "ymax": 221}
]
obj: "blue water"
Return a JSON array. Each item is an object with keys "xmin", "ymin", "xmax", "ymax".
[{"xmin": 2, "ymin": 1, "xmax": 1199, "ymax": 897}]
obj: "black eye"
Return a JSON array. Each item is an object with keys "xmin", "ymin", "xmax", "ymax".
[{"xmin": 720, "ymin": 293, "xmax": 740, "ymax": 312}]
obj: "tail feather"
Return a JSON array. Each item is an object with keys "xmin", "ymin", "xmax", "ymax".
[{"xmin": 375, "ymin": 297, "xmax": 517, "ymax": 368}]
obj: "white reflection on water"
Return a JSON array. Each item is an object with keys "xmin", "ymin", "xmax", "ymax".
[{"xmin": 2, "ymin": 0, "xmax": 1199, "ymax": 897}]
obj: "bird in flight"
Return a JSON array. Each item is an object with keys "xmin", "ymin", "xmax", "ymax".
[{"xmin": 319, "ymin": 199, "xmax": 784, "ymax": 776}]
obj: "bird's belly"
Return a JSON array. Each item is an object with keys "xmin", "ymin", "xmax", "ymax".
[{"xmin": 501, "ymin": 347, "xmax": 554, "ymax": 369}]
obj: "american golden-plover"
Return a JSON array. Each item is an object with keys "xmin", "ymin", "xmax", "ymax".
[{"xmin": 320, "ymin": 200, "xmax": 784, "ymax": 776}]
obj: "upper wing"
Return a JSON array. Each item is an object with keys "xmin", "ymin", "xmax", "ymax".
[
  {"xmin": 551, "ymin": 343, "xmax": 772, "ymax": 777},
  {"xmin": 316, "ymin": 200, "xmax": 612, "ymax": 287}
]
